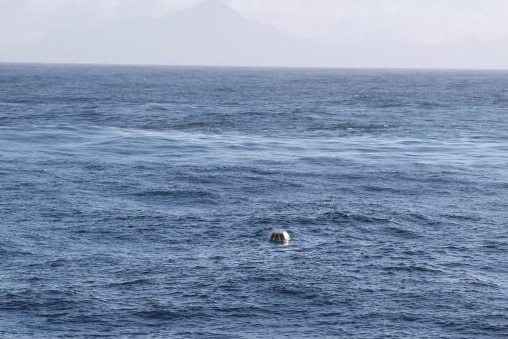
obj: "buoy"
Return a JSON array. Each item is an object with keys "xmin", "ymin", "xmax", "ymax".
[{"xmin": 268, "ymin": 229, "xmax": 290, "ymax": 244}]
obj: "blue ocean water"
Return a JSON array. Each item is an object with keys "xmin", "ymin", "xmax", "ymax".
[{"xmin": 1, "ymin": 64, "xmax": 507, "ymax": 338}]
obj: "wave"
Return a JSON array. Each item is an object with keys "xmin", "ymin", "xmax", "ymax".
[
  {"xmin": 0, "ymin": 289, "xmax": 79, "ymax": 311},
  {"xmin": 131, "ymin": 188, "xmax": 219, "ymax": 205},
  {"xmin": 307, "ymin": 122, "xmax": 392, "ymax": 133}
]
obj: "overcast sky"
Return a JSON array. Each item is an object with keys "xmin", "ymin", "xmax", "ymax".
[{"xmin": 1, "ymin": 0, "xmax": 508, "ymax": 69}]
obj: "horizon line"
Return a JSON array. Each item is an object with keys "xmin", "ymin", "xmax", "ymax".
[{"xmin": 1, "ymin": 60, "xmax": 507, "ymax": 72}]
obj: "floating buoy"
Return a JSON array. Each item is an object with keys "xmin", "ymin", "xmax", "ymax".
[{"xmin": 268, "ymin": 229, "xmax": 290, "ymax": 244}]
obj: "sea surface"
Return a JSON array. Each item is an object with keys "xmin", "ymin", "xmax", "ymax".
[{"xmin": 1, "ymin": 64, "xmax": 507, "ymax": 338}]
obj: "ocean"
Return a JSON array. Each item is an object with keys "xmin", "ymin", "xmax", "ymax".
[{"xmin": 1, "ymin": 64, "xmax": 507, "ymax": 338}]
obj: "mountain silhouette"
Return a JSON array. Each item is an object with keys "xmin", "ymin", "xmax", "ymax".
[
  {"xmin": 2, "ymin": 0, "xmax": 507, "ymax": 69},
  {"xmin": 4, "ymin": 0, "xmax": 320, "ymax": 66}
]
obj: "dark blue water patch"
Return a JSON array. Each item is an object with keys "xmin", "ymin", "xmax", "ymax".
[
  {"xmin": 306, "ymin": 121, "xmax": 393, "ymax": 134},
  {"xmin": 481, "ymin": 239, "xmax": 508, "ymax": 253},
  {"xmin": 131, "ymin": 187, "xmax": 217, "ymax": 199},
  {"xmin": 0, "ymin": 289, "xmax": 81, "ymax": 312}
]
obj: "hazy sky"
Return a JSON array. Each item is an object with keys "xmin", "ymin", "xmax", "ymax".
[{"xmin": 1, "ymin": 0, "xmax": 508, "ymax": 68}]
